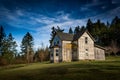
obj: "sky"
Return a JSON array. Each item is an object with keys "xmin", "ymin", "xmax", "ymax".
[{"xmin": 0, "ymin": 0, "xmax": 120, "ymax": 51}]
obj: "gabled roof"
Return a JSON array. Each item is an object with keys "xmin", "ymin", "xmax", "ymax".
[
  {"xmin": 53, "ymin": 29, "xmax": 95, "ymax": 42},
  {"xmin": 73, "ymin": 29, "xmax": 95, "ymax": 41},
  {"xmin": 56, "ymin": 32, "xmax": 74, "ymax": 41}
]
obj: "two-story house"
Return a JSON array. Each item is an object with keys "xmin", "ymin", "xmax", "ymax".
[{"xmin": 50, "ymin": 29, "xmax": 105, "ymax": 63}]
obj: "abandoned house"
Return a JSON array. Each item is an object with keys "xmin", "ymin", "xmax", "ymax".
[{"xmin": 50, "ymin": 29, "xmax": 105, "ymax": 63}]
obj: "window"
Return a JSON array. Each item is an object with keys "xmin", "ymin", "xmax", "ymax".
[
  {"xmin": 56, "ymin": 49, "xmax": 59, "ymax": 56},
  {"xmin": 85, "ymin": 37, "xmax": 88, "ymax": 44},
  {"xmin": 57, "ymin": 41, "xmax": 59, "ymax": 44},
  {"xmin": 51, "ymin": 53, "xmax": 53, "ymax": 56},
  {"xmin": 56, "ymin": 49, "xmax": 59, "ymax": 52},
  {"xmin": 86, "ymin": 53, "xmax": 88, "ymax": 56},
  {"xmin": 86, "ymin": 49, "xmax": 88, "ymax": 51}
]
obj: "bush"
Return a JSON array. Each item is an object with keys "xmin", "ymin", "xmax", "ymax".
[
  {"xmin": 13, "ymin": 58, "xmax": 26, "ymax": 64},
  {"xmin": 0, "ymin": 57, "xmax": 8, "ymax": 66}
]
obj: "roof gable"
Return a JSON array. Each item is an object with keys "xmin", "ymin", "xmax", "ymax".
[
  {"xmin": 52, "ymin": 29, "xmax": 95, "ymax": 42},
  {"xmin": 73, "ymin": 29, "xmax": 95, "ymax": 42}
]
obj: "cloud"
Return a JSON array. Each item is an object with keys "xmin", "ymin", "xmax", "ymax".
[
  {"xmin": 0, "ymin": 6, "xmax": 87, "ymax": 51},
  {"xmin": 89, "ymin": 7, "xmax": 120, "ymax": 22},
  {"xmin": 1, "ymin": 2, "xmax": 120, "ymax": 51},
  {"xmin": 16, "ymin": 10, "xmax": 24, "ymax": 16}
]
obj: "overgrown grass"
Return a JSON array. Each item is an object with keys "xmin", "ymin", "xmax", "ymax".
[{"xmin": 0, "ymin": 56, "xmax": 120, "ymax": 80}]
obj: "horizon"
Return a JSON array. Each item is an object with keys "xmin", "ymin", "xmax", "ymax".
[{"xmin": 0, "ymin": 0, "xmax": 120, "ymax": 52}]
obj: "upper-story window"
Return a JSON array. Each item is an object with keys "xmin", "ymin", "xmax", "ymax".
[
  {"xmin": 86, "ymin": 49, "xmax": 88, "ymax": 51},
  {"xmin": 56, "ymin": 49, "xmax": 59, "ymax": 56},
  {"xmin": 85, "ymin": 37, "xmax": 88, "ymax": 44},
  {"xmin": 57, "ymin": 41, "xmax": 59, "ymax": 44}
]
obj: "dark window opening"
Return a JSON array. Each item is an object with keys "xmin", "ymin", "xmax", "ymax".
[
  {"xmin": 56, "ymin": 49, "xmax": 59, "ymax": 56},
  {"xmin": 57, "ymin": 41, "xmax": 59, "ymax": 44},
  {"xmin": 85, "ymin": 37, "xmax": 88, "ymax": 44},
  {"xmin": 51, "ymin": 53, "xmax": 53, "ymax": 56},
  {"xmin": 56, "ymin": 49, "xmax": 59, "ymax": 52},
  {"xmin": 56, "ymin": 53, "xmax": 58, "ymax": 56},
  {"xmin": 54, "ymin": 42, "xmax": 56, "ymax": 45}
]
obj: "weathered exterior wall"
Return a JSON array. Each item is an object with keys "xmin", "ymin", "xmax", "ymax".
[
  {"xmin": 62, "ymin": 41, "xmax": 72, "ymax": 62},
  {"xmin": 78, "ymin": 32, "xmax": 95, "ymax": 60},
  {"xmin": 50, "ymin": 35, "xmax": 62, "ymax": 63},
  {"xmin": 94, "ymin": 47, "xmax": 105, "ymax": 60},
  {"xmin": 72, "ymin": 41, "xmax": 78, "ymax": 60},
  {"xmin": 50, "ymin": 49, "xmax": 54, "ymax": 62},
  {"xmin": 50, "ymin": 31, "xmax": 105, "ymax": 63}
]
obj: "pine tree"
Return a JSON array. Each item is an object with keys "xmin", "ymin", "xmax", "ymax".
[
  {"xmin": 80, "ymin": 26, "xmax": 85, "ymax": 32},
  {"xmin": 3, "ymin": 33, "xmax": 17, "ymax": 64},
  {"xmin": 21, "ymin": 32, "xmax": 34, "ymax": 63},
  {"xmin": 74, "ymin": 26, "xmax": 80, "ymax": 34},
  {"xmin": 86, "ymin": 19, "xmax": 93, "ymax": 32},
  {"xmin": 0, "ymin": 26, "xmax": 6, "ymax": 56},
  {"xmin": 7, "ymin": 33, "xmax": 17, "ymax": 54},
  {"xmin": 69, "ymin": 27, "xmax": 73, "ymax": 34}
]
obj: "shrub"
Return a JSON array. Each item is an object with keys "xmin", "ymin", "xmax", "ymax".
[{"xmin": 0, "ymin": 57, "xmax": 8, "ymax": 66}]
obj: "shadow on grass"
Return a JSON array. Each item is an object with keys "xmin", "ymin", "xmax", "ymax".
[{"xmin": 1, "ymin": 60, "xmax": 120, "ymax": 80}]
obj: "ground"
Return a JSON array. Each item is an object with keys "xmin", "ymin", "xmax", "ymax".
[{"xmin": 0, "ymin": 56, "xmax": 120, "ymax": 80}]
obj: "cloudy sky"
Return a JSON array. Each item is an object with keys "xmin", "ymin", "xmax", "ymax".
[{"xmin": 0, "ymin": 0, "xmax": 120, "ymax": 51}]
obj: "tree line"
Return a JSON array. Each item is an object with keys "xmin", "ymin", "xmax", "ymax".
[
  {"xmin": 0, "ymin": 26, "xmax": 49, "ymax": 66},
  {"xmin": 1, "ymin": 16, "xmax": 120, "ymax": 65}
]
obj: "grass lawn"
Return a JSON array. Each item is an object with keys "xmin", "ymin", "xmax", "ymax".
[{"xmin": 0, "ymin": 56, "xmax": 120, "ymax": 80}]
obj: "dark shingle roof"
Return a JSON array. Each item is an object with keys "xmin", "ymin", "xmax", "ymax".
[
  {"xmin": 56, "ymin": 29, "xmax": 95, "ymax": 41},
  {"xmin": 57, "ymin": 32, "xmax": 74, "ymax": 41}
]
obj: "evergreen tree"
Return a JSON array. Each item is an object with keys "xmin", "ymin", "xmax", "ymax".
[
  {"xmin": 86, "ymin": 19, "xmax": 93, "ymax": 32},
  {"xmin": 74, "ymin": 26, "xmax": 80, "ymax": 34},
  {"xmin": 107, "ymin": 21, "xmax": 110, "ymax": 27},
  {"xmin": 0, "ymin": 26, "xmax": 6, "ymax": 56},
  {"xmin": 3, "ymin": 33, "xmax": 17, "ymax": 64},
  {"xmin": 110, "ymin": 16, "xmax": 120, "ymax": 48},
  {"xmin": 21, "ymin": 32, "xmax": 34, "ymax": 63},
  {"xmin": 56, "ymin": 26, "xmax": 64, "ymax": 32},
  {"xmin": 69, "ymin": 27, "xmax": 73, "ymax": 34},
  {"xmin": 7, "ymin": 33, "xmax": 17, "ymax": 54},
  {"xmin": 80, "ymin": 26, "xmax": 85, "ymax": 32}
]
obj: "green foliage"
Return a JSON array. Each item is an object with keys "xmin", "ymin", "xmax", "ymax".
[
  {"xmin": 85, "ymin": 17, "xmax": 120, "ymax": 55},
  {"xmin": 21, "ymin": 32, "xmax": 34, "ymax": 63},
  {"xmin": 0, "ymin": 26, "xmax": 17, "ymax": 65},
  {"xmin": 74, "ymin": 26, "xmax": 80, "ymax": 34},
  {"xmin": 0, "ymin": 26, "xmax": 6, "ymax": 56},
  {"xmin": 68, "ymin": 27, "xmax": 73, "ymax": 34}
]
